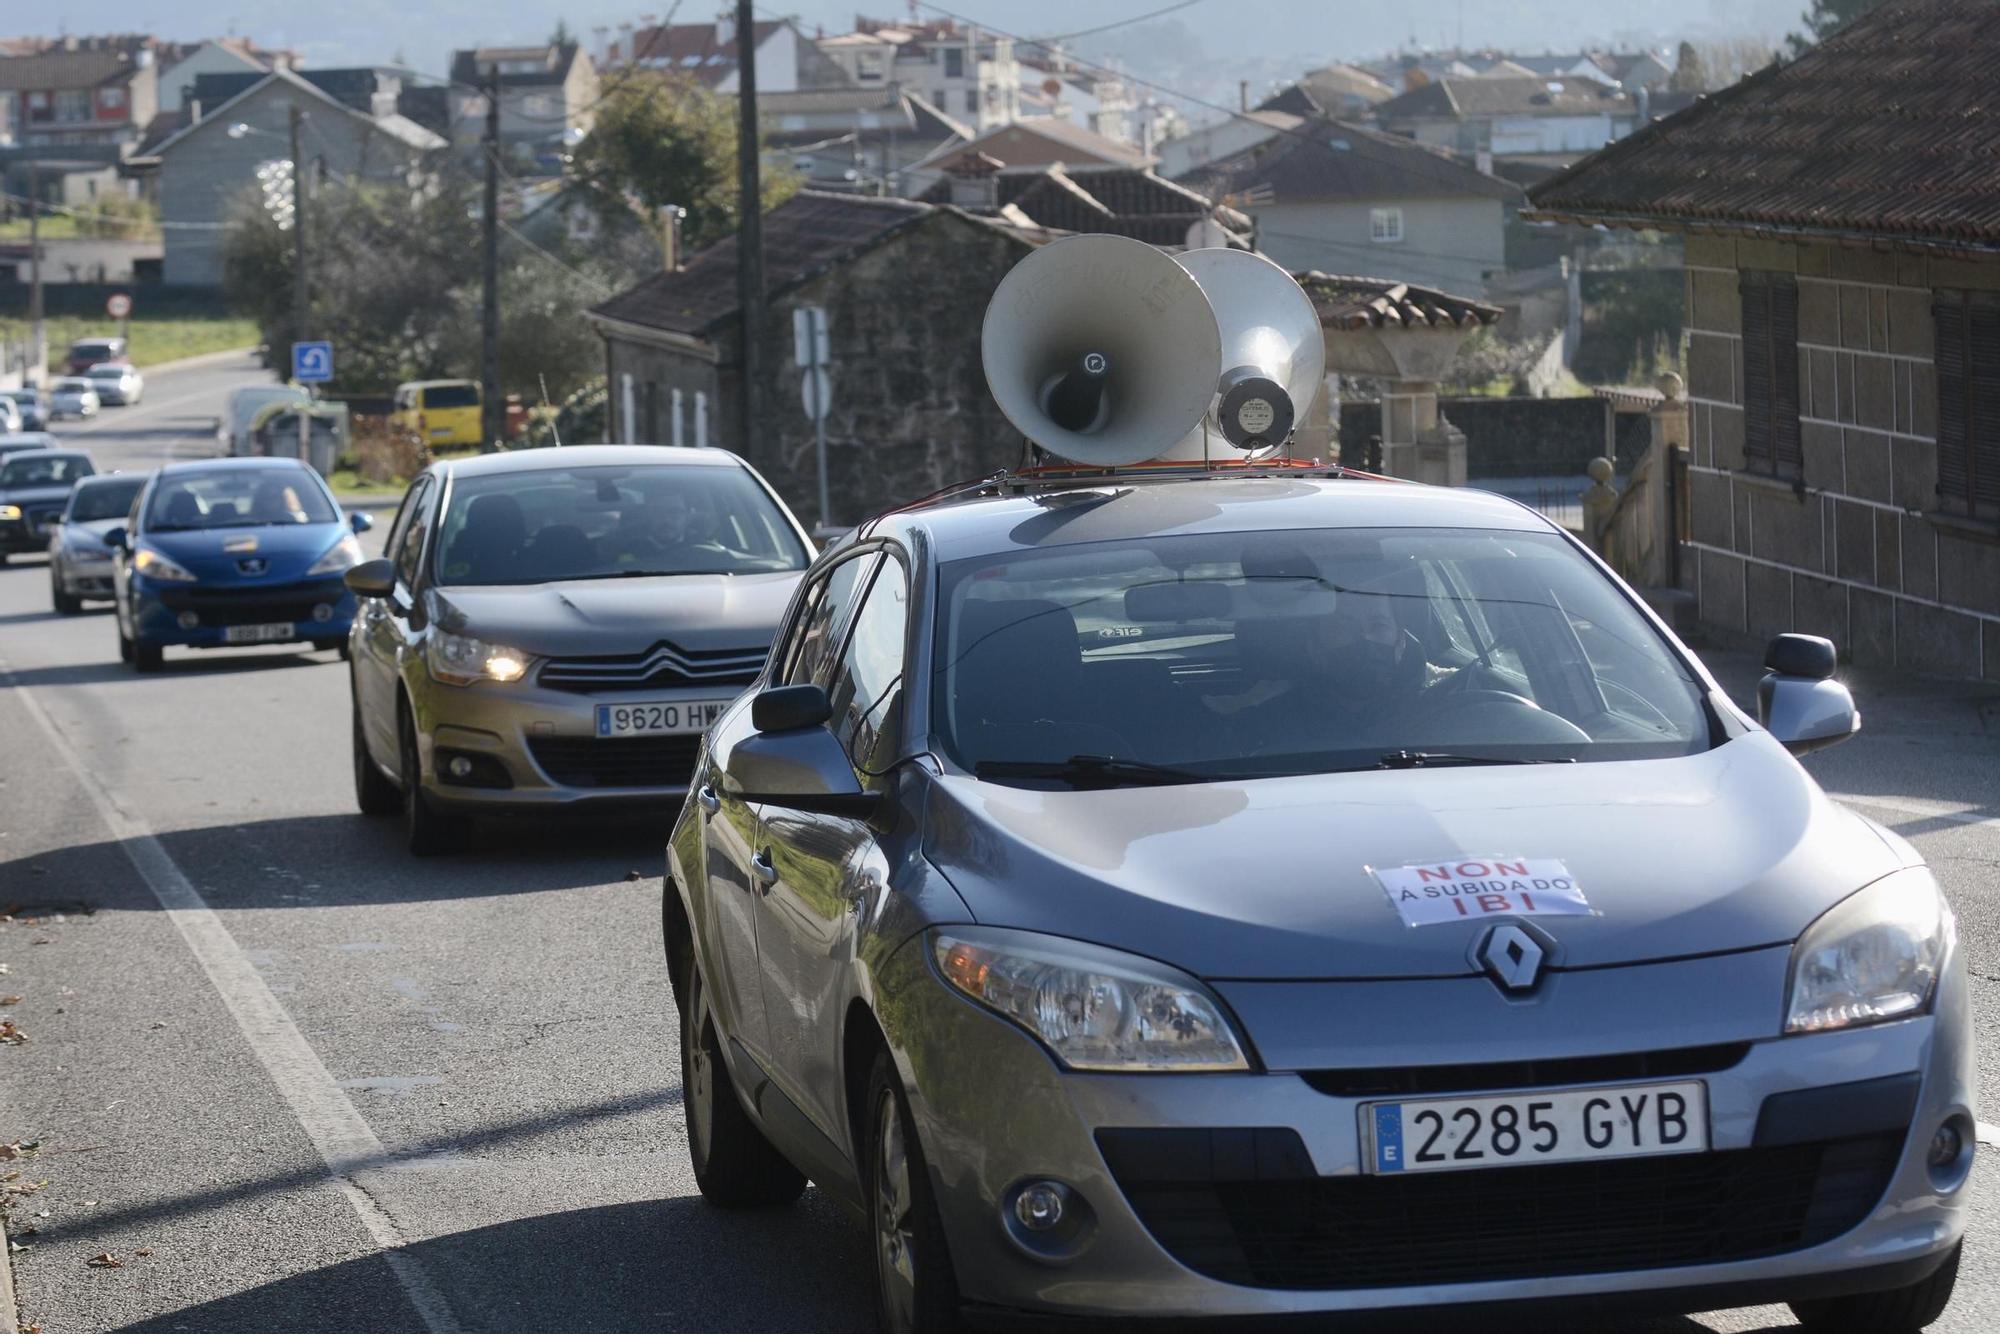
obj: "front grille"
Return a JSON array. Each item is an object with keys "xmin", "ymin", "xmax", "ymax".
[
  {"xmin": 155, "ymin": 579, "xmax": 347, "ymax": 627},
  {"xmin": 527, "ymin": 735, "xmax": 703, "ymax": 789},
  {"xmin": 1099, "ymin": 1128, "xmax": 1903, "ymax": 1290},
  {"xmin": 1302, "ymin": 1042, "xmax": 1750, "ymax": 1099},
  {"xmin": 538, "ymin": 640, "xmax": 767, "ymax": 694}
]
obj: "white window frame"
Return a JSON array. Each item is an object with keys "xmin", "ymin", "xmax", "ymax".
[{"xmin": 1370, "ymin": 206, "xmax": 1404, "ymax": 244}]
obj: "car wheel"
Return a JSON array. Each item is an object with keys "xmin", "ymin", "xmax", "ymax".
[
  {"xmin": 132, "ymin": 638, "xmax": 163, "ymax": 673},
  {"xmin": 52, "ymin": 577, "xmax": 82, "ymax": 615},
  {"xmin": 117, "ymin": 619, "xmax": 133, "ymax": 662},
  {"xmin": 681, "ymin": 963, "xmax": 806, "ymax": 1208},
  {"xmin": 353, "ymin": 692, "xmax": 400, "ymax": 818},
  {"xmin": 399, "ymin": 705, "xmax": 466, "ymax": 855},
  {"xmin": 865, "ymin": 1050, "xmax": 960, "ymax": 1334},
  {"xmin": 1790, "ymin": 1242, "xmax": 1960, "ymax": 1333}
]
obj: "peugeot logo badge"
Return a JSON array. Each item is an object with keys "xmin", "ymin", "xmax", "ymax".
[
  {"xmin": 1477, "ymin": 924, "xmax": 1547, "ymax": 992},
  {"xmin": 237, "ymin": 557, "xmax": 269, "ymax": 576}
]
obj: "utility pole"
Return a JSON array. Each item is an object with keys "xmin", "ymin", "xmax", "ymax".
[
  {"xmin": 481, "ymin": 64, "xmax": 502, "ymax": 451},
  {"xmin": 734, "ymin": 0, "xmax": 765, "ymax": 456},
  {"xmin": 289, "ymin": 104, "xmax": 307, "ymax": 347},
  {"xmin": 27, "ymin": 160, "xmax": 45, "ymax": 385}
]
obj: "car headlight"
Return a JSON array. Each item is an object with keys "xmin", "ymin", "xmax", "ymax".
[
  {"xmin": 425, "ymin": 629, "xmax": 532, "ymax": 685},
  {"xmin": 306, "ymin": 534, "xmax": 363, "ymax": 575},
  {"xmin": 132, "ymin": 546, "xmax": 198, "ymax": 582},
  {"xmin": 1785, "ymin": 868, "xmax": 1952, "ymax": 1035},
  {"xmin": 0, "ymin": 505, "xmax": 20, "ymax": 521},
  {"xmin": 932, "ymin": 926, "xmax": 1250, "ymax": 1072}
]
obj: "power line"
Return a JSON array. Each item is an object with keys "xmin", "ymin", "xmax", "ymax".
[{"xmin": 1036, "ymin": 0, "xmax": 1210, "ymax": 45}]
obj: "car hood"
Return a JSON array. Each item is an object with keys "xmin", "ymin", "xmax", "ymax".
[
  {"xmin": 64, "ymin": 517, "xmax": 124, "ymax": 544},
  {"xmin": 430, "ymin": 571, "xmax": 802, "ymax": 656},
  {"xmin": 144, "ymin": 522, "xmax": 347, "ymax": 581},
  {"xmin": 921, "ymin": 734, "xmax": 1906, "ymax": 980}
]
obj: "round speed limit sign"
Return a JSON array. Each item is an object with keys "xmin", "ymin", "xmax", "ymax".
[{"xmin": 106, "ymin": 292, "xmax": 132, "ymax": 319}]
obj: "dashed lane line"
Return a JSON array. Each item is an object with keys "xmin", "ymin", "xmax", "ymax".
[
  {"xmin": 1828, "ymin": 792, "xmax": 1998, "ymax": 832},
  {"xmin": 1, "ymin": 661, "xmax": 466, "ymax": 1334}
]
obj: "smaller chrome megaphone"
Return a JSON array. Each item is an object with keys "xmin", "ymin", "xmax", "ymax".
[{"xmin": 1155, "ymin": 248, "xmax": 1327, "ymax": 462}]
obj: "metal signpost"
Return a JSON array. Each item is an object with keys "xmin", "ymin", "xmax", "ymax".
[
  {"xmin": 794, "ymin": 305, "xmax": 832, "ymax": 530},
  {"xmin": 291, "ymin": 341, "xmax": 333, "ymax": 473}
]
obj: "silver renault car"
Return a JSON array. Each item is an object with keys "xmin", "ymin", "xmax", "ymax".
[
  {"xmin": 343, "ymin": 445, "xmax": 814, "ymax": 854},
  {"xmin": 665, "ymin": 470, "xmax": 1971, "ymax": 1332}
]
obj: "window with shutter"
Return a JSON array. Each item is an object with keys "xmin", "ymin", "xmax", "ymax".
[
  {"xmin": 1934, "ymin": 290, "xmax": 2000, "ymax": 518},
  {"xmin": 1738, "ymin": 271, "xmax": 1801, "ymax": 478}
]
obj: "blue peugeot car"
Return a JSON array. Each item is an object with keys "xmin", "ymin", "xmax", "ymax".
[{"xmin": 107, "ymin": 457, "xmax": 374, "ymax": 672}]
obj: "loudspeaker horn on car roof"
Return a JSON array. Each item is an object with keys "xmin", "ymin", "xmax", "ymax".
[
  {"xmin": 981, "ymin": 234, "xmax": 1222, "ymax": 468},
  {"xmin": 1154, "ymin": 248, "xmax": 1327, "ymax": 463}
]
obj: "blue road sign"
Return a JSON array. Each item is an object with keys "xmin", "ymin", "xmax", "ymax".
[{"xmin": 292, "ymin": 340, "xmax": 334, "ymax": 383}]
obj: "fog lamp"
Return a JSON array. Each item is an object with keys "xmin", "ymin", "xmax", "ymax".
[
  {"xmin": 312, "ymin": 602, "xmax": 334, "ymax": 622},
  {"xmin": 177, "ymin": 610, "xmax": 200, "ymax": 630},
  {"xmin": 1928, "ymin": 1122, "xmax": 1963, "ymax": 1169},
  {"xmin": 1013, "ymin": 1181, "xmax": 1068, "ymax": 1232},
  {"xmin": 447, "ymin": 755, "xmax": 474, "ymax": 780}
]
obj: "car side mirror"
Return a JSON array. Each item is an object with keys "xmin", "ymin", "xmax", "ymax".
[
  {"xmin": 731, "ymin": 685, "xmax": 880, "ymax": 818},
  {"xmin": 350, "ymin": 511, "xmax": 375, "ymax": 534},
  {"xmin": 1757, "ymin": 633, "xmax": 1859, "ymax": 755},
  {"xmin": 344, "ymin": 557, "xmax": 396, "ymax": 599},
  {"xmin": 103, "ymin": 526, "xmax": 126, "ymax": 550}
]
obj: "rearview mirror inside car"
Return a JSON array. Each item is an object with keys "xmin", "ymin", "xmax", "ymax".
[
  {"xmin": 344, "ymin": 557, "xmax": 396, "ymax": 599},
  {"xmin": 1757, "ymin": 634, "xmax": 1859, "ymax": 755},
  {"xmin": 1124, "ymin": 580, "xmax": 1229, "ymax": 623}
]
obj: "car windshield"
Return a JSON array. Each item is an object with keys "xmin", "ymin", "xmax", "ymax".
[
  {"xmin": 434, "ymin": 463, "xmax": 808, "ymax": 586},
  {"xmin": 0, "ymin": 454, "xmax": 92, "ymax": 488},
  {"xmin": 936, "ymin": 526, "xmax": 1714, "ymax": 784},
  {"xmin": 146, "ymin": 468, "xmax": 338, "ymax": 530},
  {"xmin": 423, "ymin": 384, "xmax": 479, "ymax": 408},
  {"xmin": 54, "ymin": 379, "xmax": 90, "ymax": 393},
  {"xmin": 68, "ymin": 477, "xmax": 145, "ymax": 521},
  {"xmin": 86, "ymin": 365, "xmax": 126, "ymax": 378}
]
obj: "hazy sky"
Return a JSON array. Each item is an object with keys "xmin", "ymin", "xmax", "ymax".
[{"xmin": 46, "ymin": 1, "xmax": 1806, "ymax": 78}]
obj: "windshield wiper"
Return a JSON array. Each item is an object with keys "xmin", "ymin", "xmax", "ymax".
[
  {"xmin": 974, "ymin": 754, "xmax": 1240, "ymax": 788},
  {"xmin": 1376, "ymin": 750, "xmax": 1576, "ymax": 769}
]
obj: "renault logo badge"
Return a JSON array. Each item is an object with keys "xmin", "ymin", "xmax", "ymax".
[{"xmin": 1477, "ymin": 924, "xmax": 1547, "ymax": 992}]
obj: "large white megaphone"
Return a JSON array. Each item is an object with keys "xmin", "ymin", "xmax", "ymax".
[
  {"xmin": 981, "ymin": 234, "xmax": 1222, "ymax": 467},
  {"xmin": 1154, "ymin": 247, "xmax": 1327, "ymax": 462}
]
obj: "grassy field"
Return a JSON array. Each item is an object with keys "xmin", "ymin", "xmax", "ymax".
[{"xmin": 0, "ymin": 315, "xmax": 260, "ymax": 371}]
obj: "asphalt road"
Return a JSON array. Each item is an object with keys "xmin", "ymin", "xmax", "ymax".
[{"xmin": 0, "ymin": 357, "xmax": 1993, "ymax": 1333}]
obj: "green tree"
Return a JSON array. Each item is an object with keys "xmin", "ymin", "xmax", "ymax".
[
  {"xmin": 1668, "ymin": 40, "xmax": 1709, "ymax": 93},
  {"xmin": 1789, "ymin": 0, "xmax": 1888, "ymax": 54},
  {"xmin": 549, "ymin": 18, "xmax": 575, "ymax": 47},
  {"xmin": 567, "ymin": 72, "xmax": 796, "ymax": 253}
]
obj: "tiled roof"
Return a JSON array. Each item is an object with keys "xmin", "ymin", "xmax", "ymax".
[
  {"xmin": 589, "ymin": 192, "xmax": 989, "ymax": 338},
  {"xmin": 1527, "ymin": 0, "xmax": 2000, "ymax": 251},
  {"xmin": 604, "ymin": 20, "xmax": 783, "ymax": 86},
  {"xmin": 1295, "ymin": 272, "xmax": 1504, "ymax": 330},
  {"xmin": 1181, "ymin": 117, "xmax": 1521, "ymax": 205},
  {"xmin": 1377, "ymin": 75, "xmax": 1634, "ymax": 120},
  {"xmin": 0, "ymin": 48, "xmax": 139, "ymax": 91},
  {"xmin": 913, "ymin": 163, "xmax": 1246, "ymax": 245}
]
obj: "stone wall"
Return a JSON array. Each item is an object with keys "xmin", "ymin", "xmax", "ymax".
[
  {"xmin": 1338, "ymin": 396, "xmax": 1650, "ymax": 475},
  {"xmin": 1682, "ymin": 235, "xmax": 2000, "ymax": 681}
]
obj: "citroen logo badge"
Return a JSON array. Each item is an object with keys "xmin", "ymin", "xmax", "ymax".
[{"xmin": 1477, "ymin": 924, "xmax": 1547, "ymax": 992}]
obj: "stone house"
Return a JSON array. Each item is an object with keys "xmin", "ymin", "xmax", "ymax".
[
  {"xmin": 585, "ymin": 191, "xmax": 1035, "ymax": 526},
  {"xmin": 1179, "ymin": 117, "xmax": 1521, "ymax": 297},
  {"xmin": 1529, "ymin": 0, "xmax": 2000, "ymax": 680}
]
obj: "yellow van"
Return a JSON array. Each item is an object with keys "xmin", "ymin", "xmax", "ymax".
[{"xmin": 391, "ymin": 380, "xmax": 483, "ymax": 450}]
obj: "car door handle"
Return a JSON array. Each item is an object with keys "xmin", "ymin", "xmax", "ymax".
[
  {"xmin": 750, "ymin": 849, "xmax": 778, "ymax": 890},
  {"xmin": 696, "ymin": 783, "xmax": 720, "ymax": 815}
]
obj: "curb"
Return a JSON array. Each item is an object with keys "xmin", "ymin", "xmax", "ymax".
[
  {"xmin": 136, "ymin": 345, "xmax": 262, "ymax": 377},
  {"xmin": 0, "ymin": 1211, "xmax": 19, "ymax": 1334},
  {"xmin": 333, "ymin": 493, "xmax": 405, "ymax": 512}
]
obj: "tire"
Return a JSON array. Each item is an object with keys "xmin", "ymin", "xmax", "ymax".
[
  {"xmin": 681, "ymin": 964, "xmax": 807, "ymax": 1208},
  {"xmin": 132, "ymin": 637, "xmax": 163, "ymax": 673},
  {"xmin": 353, "ymin": 693, "xmax": 400, "ymax": 817},
  {"xmin": 865, "ymin": 1050, "xmax": 961, "ymax": 1334},
  {"xmin": 399, "ymin": 704, "xmax": 467, "ymax": 856},
  {"xmin": 117, "ymin": 620, "xmax": 133, "ymax": 662},
  {"xmin": 52, "ymin": 577, "xmax": 82, "ymax": 615},
  {"xmin": 1791, "ymin": 1242, "xmax": 1960, "ymax": 1333}
]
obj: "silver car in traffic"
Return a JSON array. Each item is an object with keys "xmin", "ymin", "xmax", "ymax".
[
  {"xmin": 666, "ymin": 471, "xmax": 1971, "ymax": 1332},
  {"xmin": 49, "ymin": 471, "xmax": 149, "ymax": 613},
  {"xmin": 343, "ymin": 445, "xmax": 815, "ymax": 855}
]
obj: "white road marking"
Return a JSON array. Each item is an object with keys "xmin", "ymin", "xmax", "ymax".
[
  {"xmin": 2, "ymin": 661, "xmax": 465, "ymax": 1334},
  {"xmin": 1979, "ymin": 1122, "xmax": 2000, "ymax": 1148},
  {"xmin": 1829, "ymin": 792, "xmax": 1998, "ymax": 831}
]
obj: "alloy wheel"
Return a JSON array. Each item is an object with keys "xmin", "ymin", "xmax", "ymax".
[{"xmin": 873, "ymin": 1090, "xmax": 919, "ymax": 1333}]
